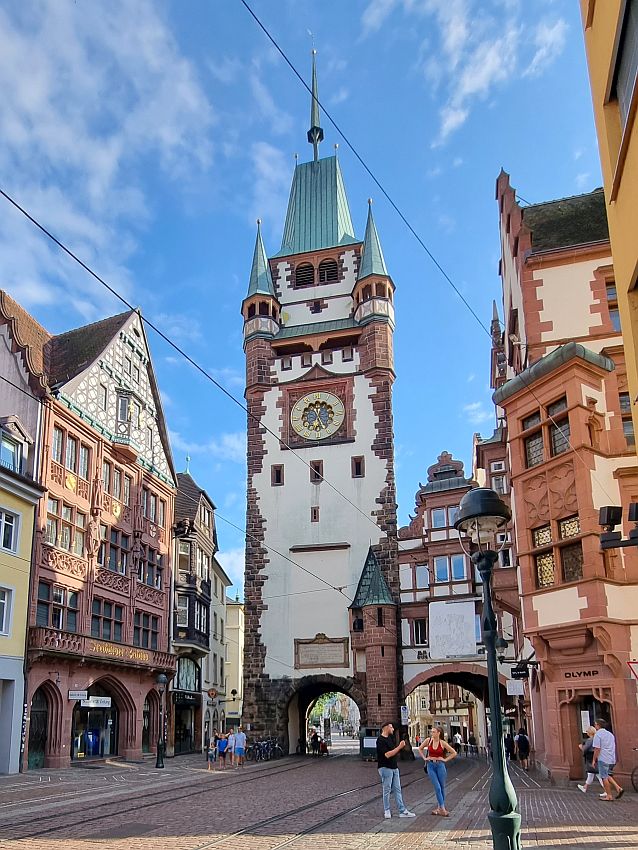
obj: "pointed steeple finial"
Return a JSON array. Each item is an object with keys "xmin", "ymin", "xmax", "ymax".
[
  {"xmin": 358, "ymin": 199, "xmax": 388, "ymax": 280},
  {"xmin": 307, "ymin": 50, "xmax": 324, "ymax": 162},
  {"xmin": 246, "ymin": 219, "xmax": 276, "ymax": 298},
  {"xmin": 185, "ymin": 454, "xmax": 191, "ymax": 474}
]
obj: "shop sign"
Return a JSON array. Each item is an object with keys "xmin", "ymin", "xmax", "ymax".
[
  {"xmin": 69, "ymin": 690, "xmax": 88, "ymax": 701},
  {"xmin": 507, "ymin": 680, "xmax": 525, "ymax": 696},
  {"xmin": 564, "ymin": 670, "xmax": 599, "ymax": 679},
  {"xmin": 81, "ymin": 696, "xmax": 112, "ymax": 708},
  {"xmin": 88, "ymin": 640, "xmax": 150, "ymax": 664},
  {"xmin": 510, "ymin": 666, "xmax": 529, "ymax": 680},
  {"xmin": 173, "ymin": 691, "xmax": 199, "ymax": 704}
]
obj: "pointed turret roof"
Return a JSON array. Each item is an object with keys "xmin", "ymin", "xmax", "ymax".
[
  {"xmin": 357, "ymin": 201, "xmax": 388, "ymax": 280},
  {"xmin": 351, "ymin": 547, "xmax": 394, "ymax": 608},
  {"xmin": 246, "ymin": 220, "xmax": 276, "ymax": 298}
]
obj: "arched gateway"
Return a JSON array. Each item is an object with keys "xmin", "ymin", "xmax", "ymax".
[{"xmin": 241, "ymin": 56, "xmax": 402, "ymax": 743}]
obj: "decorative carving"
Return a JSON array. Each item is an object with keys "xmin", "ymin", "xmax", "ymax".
[
  {"xmin": 50, "ymin": 460, "xmax": 64, "ymax": 486},
  {"xmin": 135, "ymin": 582, "xmax": 164, "ymax": 607},
  {"xmin": 95, "ymin": 568, "xmax": 131, "ymax": 594},
  {"xmin": 86, "ymin": 519, "xmax": 100, "ymax": 558},
  {"xmin": 592, "ymin": 625, "xmax": 623, "ymax": 676},
  {"xmin": 522, "ymin": 473, "xmax": 550, "ymax": 523},
  {"xmin": 548, "ymin": 462, "xmax": 577, "ymax": 515},
  {"xmin": 29, "ymin": 626, "xmax": 83, "ymax": 654},
  {"xmin": 77, "ymin": 478, "xmax": 90, "ymax": 500},
  {"xmin": 91, "ymin": 474, "xmax": 103, "ymax": 517},
  {"xmin": 41, "ymin": 545, "xmax": 88, "ymax": 579},
  {"xmin": 294, "ymin": 633, "xmax": 349, "ymax": 669}
]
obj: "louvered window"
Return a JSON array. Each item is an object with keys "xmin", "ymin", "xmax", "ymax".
[
  {"xmin": 318, "ymin": 259, "xmax": 339, "ymax": 283},
  {"xmin": 295, "ymin": 263, "xmax": 314, "ymax": 287}
]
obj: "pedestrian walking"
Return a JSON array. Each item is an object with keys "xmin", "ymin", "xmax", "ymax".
[
  {"xmin": 235, "ymin": 726, "xmax": 247, "ymax": 767},
  {"xmin": 504, "ymin": 733, "xmax": 515, "ymax": 762},
  {"xmin": 376, "ymin": 721, "xmax": 416, "ymax": 819},
  {"xmin": 418, "ymin": 725, "xmax": 457, "ymax": 817},
  {"xmin": 514, "ymin": 728, "xmax": 530, "ymax": 771},
  {"xmin": 217, "ymin": 733, "xmax": 228, "ymax": 769},
  {"xmin": 310, "ymin": 730, "xmax": 320, "ymax": 757},
  {"xmin": 592, "ymin": 718, "xmax": 624, "ymax": 800},
  {"xmin": 453, "ymin": 731, "xmax": 463, "ymax": 752},
  {"xmin": 206, "ymin": 731, "xmax": 218, "ymax": 771},
  {"xmin": 227, "ymin": 728, "xmax": 236, "ymax": 767},
  {"xmin": 577, "ymin": 726, "xmax": 604, "ymax": 794}
]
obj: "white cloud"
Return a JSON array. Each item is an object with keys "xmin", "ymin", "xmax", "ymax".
[
  {"xmin": 249, "ymin": 72, "xmax": 293, "ymax": 136},
  {"xmin": 330, "ymin": 87, "xmax": 350, "ymax": 106},
  {"xmin": 170, "ymin": 429, "xmax": 246, "ymax": 464},
  {"xmin": 453, "ymin": 156, "xmax": 464, "ymax": 167},
  {"xmin": 152, "ymin": 312, "xmax": 202, "ymax": 345},
  {"xmin": 209, "ymin": 367, "xmax": 245, "ymax": 389},
  {"xmin": 523, "ymin": 19, "xmax": 568, "ymax": 78},
  {"xmin": 217, "ymin": 546, "xmax": 245, "ymax": 597},
  {"xmin": 462, "ymin": 401, "xmax": 493, "ymax": 425},
  {"xmin": 249, "ymin": 142, "xmax": 291, "ymax": 233},
  {"xmin": 0, "ymin": 1, "xmax": 214, "ymax": 322},
  {"xmin": 575, "ymin": 172, "xmax": 591, "ymax": 191},
  {"xmin": 361, "ymin": 0, "xmax": 400, "ymax": 36}
]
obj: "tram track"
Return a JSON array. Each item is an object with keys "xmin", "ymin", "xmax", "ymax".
[{"xmin": 0, "ymin": 756, "xmax": 323, "ymax": 839}]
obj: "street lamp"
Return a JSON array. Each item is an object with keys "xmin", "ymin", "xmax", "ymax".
[
  {"xmin": 455, "ymin": 487, "xmax": 521, "ymax": 850},
  {"xmin": 155, "ymin": 673, "xmax": 168, "ymax": 769}
]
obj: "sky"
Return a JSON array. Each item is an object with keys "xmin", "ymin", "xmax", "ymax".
[{"xmin": 0, "ymin": 0, "xmax": 602, "ymax": 597}]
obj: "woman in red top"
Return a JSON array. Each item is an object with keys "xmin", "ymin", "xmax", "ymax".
[{"xmin": 417, "ymin": 726, "xmax": 457, "ymax": 816}]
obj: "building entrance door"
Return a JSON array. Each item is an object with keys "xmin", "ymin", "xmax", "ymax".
[
  {"xmin": 174, "ymin": 706, "xmax": 194, "ymax": 754},
  {"xmin": 71, "ymin": 686, "xmax": 118, "ymax": 760},
  {"xmin": 28, "ymin": 688, "xmax": 48, "ymax": 769}
]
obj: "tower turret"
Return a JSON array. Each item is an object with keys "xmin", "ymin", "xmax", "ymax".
[
  {"xmin": 242, "ymin": 219, "xmax": 280, "ymax": 346},
  {"xmin": 353, "ymin": 201, "xmax": 395, "ymax": 330}
]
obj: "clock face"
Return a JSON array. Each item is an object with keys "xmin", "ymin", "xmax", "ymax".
[{"xmin": 290, "ymin": 391, "xmax": 345, "ymax": 441}]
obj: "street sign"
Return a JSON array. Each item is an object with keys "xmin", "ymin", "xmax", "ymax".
[
  {"xmin": 510, "ymin": 666, "xmax": 529, "ymax": 680},
  {"xmin": 400, "ymin": 705, "xmax": 409, "ymax": 725},
  {"xmin": 628, "ymin": 661, "xmax": 638, "ymax": 681},
  {"xmin": 69, "ymin": 690, "xmax": 88, "ymax": 701}
]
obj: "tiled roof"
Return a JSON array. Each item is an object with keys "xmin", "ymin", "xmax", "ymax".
[
  {"xmin": 273, "ymin": 155, "xmax": 358, "ymax": 257},
  {"xmin": 523, "ymin": 188, "xmax": 609, "ymax": 253},
  {"xmin": 351, "ymin": 547, "xmax": 394, "ymax": 608},
  {"xmin": 175, "ymin": 472, "xmax": 215, "ymax": 522},
  {"xmin": 46, "ymin": 310, "xmax": 132, "ymax": 386},
  {"xmin": 275, "ymin": 317, "xmax": 357, "ymax": 340}
]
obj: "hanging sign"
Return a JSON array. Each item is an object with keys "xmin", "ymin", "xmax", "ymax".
[
  {"xmin": 506, "ymin": 680, "xmax": 525, "ymax": 696},
  {"xmin": 81, "ymin": 696, "xmax": 112, "ymax": 708},
  {"xmin": 69, "ymin": 690, "xmax": 88, "ymax": 701},
  {"xmin": 510, "ymin": 666, "xmax": 529, "ymax": 680}
]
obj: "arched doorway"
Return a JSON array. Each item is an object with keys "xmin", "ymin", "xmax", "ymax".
[
  {"xmin": 281, "ymin": 675, "xmax": 366, "ymax": 755},
  {"xmin": 28, "ymin": 688, "xmax": 48, "ymax": 769},
  {"xmin": 71, "ymin": 683, "xmax": 119, "ymax": 760},
  {"xmin": 306, "ymin": 692, "xmax": 361, "ymax": 755}
]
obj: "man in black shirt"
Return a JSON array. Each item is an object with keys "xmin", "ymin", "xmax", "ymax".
[{"xmin": 376, "ymin": 721, "xmax": 416, "ymax": 819}]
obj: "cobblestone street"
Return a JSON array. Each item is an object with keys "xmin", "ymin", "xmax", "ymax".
[{"xmin": 0, "ymin": 752, "xmax": 635, "ymax": 850}]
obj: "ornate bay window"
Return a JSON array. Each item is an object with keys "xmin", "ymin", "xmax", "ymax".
[{"xmin": 532, "ymin": 514, "xmax": 583, "ymax": 588}]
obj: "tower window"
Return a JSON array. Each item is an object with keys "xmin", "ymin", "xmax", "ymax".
[
  {"xmin": 377, "ymin": 607, "xmax": 383, "ymax": 626},
  {"xmin": 258, "ymin": 302, "xmax": 269, "ymax": 316},
  {"xmin": 377, "ymin": 693, "xmax": 381, "ymax": 706},
  {"xmin": 301, "ymin": 352, "xmax": 312, "ymax": 368},
  {"xmin": 311, "ymin": 506, "xmax": 320, "ymax": 523},
  {"xmin": 281, "ymin": 357, "xmax": 292, "ymax": 371},
  {"xmin": 321, "ymin": 350, "xmax": 333, "ymax": 365},
  {"xmin": 310, "ymin": 460, "xmax": 323, "ymax": 483},
  {"xmin": 271, "ymin": 465, "xmax": 284, "ymax": 486},
  {"xmin": 351, "ymin": 456, "xmax": 365, "ymax": 478},
  {"xmin": 342, "ymin": 347, "xmax": 353, "ymax": 362},
  {"xmin": 318, "ymin": 259, "xmax": 339, "ymax": 283},
  {"xmin": 295, "ymin": 263, "xmax": 314, "ymax": 288},
  {"xmin": 363, "ymin": 285, "xmax": 372, "ymax": 301},
  {"xmin": 248, "ymin": 304, "xmax": 256, "ymax": 318}
]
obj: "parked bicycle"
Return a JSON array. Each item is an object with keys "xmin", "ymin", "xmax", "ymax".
[{"xmin": 245, "ymin": 737, "xmax": 285, "ymax": 762}]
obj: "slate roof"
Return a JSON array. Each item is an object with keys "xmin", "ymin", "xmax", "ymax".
[
  {"xmin": 419, "ymin": 476, "xmax": 473, "ymax": 495},
  {"xmin": 523, "ymin": 188, "xmax": 609, "ymax": 253},
  {"xmin": 493, "ymin": 342, "xmax": 615, "ymax": 406},
  {"xmin": 273, "ymin": 156, "xmax": 359, "ymax": 257},
  {"xmin": 351, "ymin": 547, "xmax": 394, "ymax": 608},
  {"xmin": 175, "ymin": 471, "xmax": 215, "ymax": 521},
  {"xmin": 274, "ymin": 317, "xmax": 357, "ymax": 340},
  {"xmin": 358, "ymin": 203, "xmax": 388, "ymax": 279},
  {"xmin": 46, "ymin": 310, "xmax": 132, "ymax": 386}
]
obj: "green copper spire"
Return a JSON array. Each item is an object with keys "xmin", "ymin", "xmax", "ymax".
[
  {"xmin": 307, "ymin": 50, "xmax": 324, "ymax": 162},
  {"xmin": 247, "ymin": 219, "xmax": 276, "ymax": 298},
  {"xmin": 350, "ymin": 547, "xmax": 394, "ymax": 608},
  {"xmin": 357, "ymin": 200, "xmax": 388, "ymax": 279}
]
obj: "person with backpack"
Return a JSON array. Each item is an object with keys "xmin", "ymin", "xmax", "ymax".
[{"xmin": 514, "ymin": 728, "xmax": 530, "ymax": 771}]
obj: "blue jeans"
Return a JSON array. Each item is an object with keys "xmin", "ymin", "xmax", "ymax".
[
  {"xmin": 378, "ymin": 767, "xmax": 407, "ymax": 813},
  {"xmin": 428, "ymin": 761, "xmax": 447, "ymax": 808}
]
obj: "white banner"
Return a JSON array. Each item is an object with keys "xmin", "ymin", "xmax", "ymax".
[{"xmin": 429, "ymin": 600, "xmax": 477, "ymax": 659}]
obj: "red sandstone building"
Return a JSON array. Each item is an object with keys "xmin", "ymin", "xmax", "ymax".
[
  {"xmin": 490, "ymin": 173, "xmax": 638, "ymax": 783},
  {"xmin": 0, "ymin": 292, "xmax": 176, "ymax": 768}
]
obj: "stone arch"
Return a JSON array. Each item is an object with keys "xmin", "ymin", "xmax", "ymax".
[
  {"xmin": 143, "ymin": 687, "xmax": 161, "ymax": 752},
  {"xmin": 404, "ymin": 662, "xmax": 508, "ymax": 701},
  {"xmin": 27, "ymin": 677, "xmax": 64, "ymax": 769},
  {"xmin": 87, "ymin": 674, "xmax": 138, "ymax": 754},
  {"xmin": 277, "ymin": 674, "xmax": 366, "ymax": 755}
]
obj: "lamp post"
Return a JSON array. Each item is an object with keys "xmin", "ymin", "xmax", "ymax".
[
  {"xmin": 155, "ymin": 673, "xmax": 168, "ymax": 769},
  {"xmin": 455, "ymin": 487, "xmax": 521, "ymax": 850}
]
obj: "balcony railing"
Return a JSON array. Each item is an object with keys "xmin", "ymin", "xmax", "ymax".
[{"xmin": 28, "ymin": 626, "xmax": 176, "ymax": 672}]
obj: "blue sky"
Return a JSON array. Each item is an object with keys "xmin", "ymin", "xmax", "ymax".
[{"xmin": 0, "ymin": 0, "xmax": 601, "ymax": 596}]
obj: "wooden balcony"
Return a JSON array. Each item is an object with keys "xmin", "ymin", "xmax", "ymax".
[{"xmin": 28, "ymin": 627, "xmax": 176, "ymax": 673}]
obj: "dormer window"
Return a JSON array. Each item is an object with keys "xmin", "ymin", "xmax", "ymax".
[
  {"xmin": 0, "ymin": 434, "xmax": 21, "ymax": 474},
  {"xmin": 295, "ymin": 263, "xmax": 314, "ymax": 288},
  {"xmin": 318, "ymin": 259, "xmax": 338, "ymax": 283}
]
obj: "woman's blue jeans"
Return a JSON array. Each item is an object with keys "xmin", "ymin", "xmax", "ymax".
[
  {"xmin": 428, "ymin": 761, "xmax": 447, "ymax": 808},
  {"xmin": 378, "ymin": 767, "xmax": 407, "ymax": 813}
]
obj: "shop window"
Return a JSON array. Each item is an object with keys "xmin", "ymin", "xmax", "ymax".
[
  {"xmin": 271, "ymin": 464, "xmax": 284, "ymax": 486},
  {"xmin": 414, "ymin": 618, "xmax": 427, "ymax": 645},
  {"xmin": 36, "ymin": 582, "xmax": 79, "ymax": 632},
  {"xmin": 91, "ymin": 598, "xmax": 124, "ymax": 642},
  {"xmin": 133, "ymin": 611, "xmax": 159, "ymax": 649},
  {"xmin": 318, "ymin": 259, "xmax": 339, "ymax": 283},
  {"xmin": 0, "ymin": 509, "xmax": 18, "ymax": 553},
  {"xmin": 351, "ymin": 456, "xmax": 365, "ymax": 478},
  {"xmin": 310, "ymin": 460, "xmax": 323, "ymax": 483},
  {"xmin": 295, "ymin": 263, "xmax": 314, "ymax": 288}
]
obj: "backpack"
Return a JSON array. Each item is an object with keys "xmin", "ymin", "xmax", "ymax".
[{"xmin": 517, "ymin": 734, "xmax": 529, "ymax": 755}]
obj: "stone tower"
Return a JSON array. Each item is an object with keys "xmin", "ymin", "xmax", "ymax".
[{"xmin": 241, "ymin": 54, "xmax": 399, "ymax": 748}]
